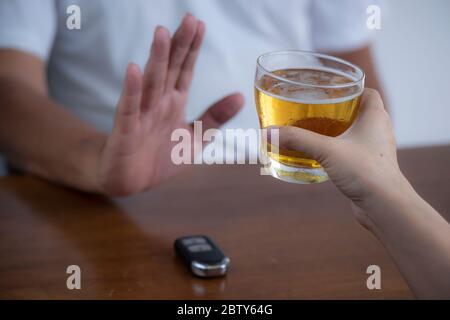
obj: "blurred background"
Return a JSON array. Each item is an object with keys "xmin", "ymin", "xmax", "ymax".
[
  {"xmin": 374, "ymin": 0, "xmax": 450, "ymax": 147},
  {"xmin": 0, "ymin": 0, "xmax": 449, "ymax": 175}
]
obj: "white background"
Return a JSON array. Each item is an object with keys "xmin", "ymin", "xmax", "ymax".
[{"xmin": 374, "ymin": 0, "xmax": 450, "ymax": 147}]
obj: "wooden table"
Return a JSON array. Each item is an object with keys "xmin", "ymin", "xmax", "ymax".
[{"xmin": 0, "ymin": 146, "xmax": 449, "ymax": 299}]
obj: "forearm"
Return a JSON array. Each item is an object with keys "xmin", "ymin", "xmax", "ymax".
[
  {"xmin": 364, "ymin": 174, "xmax": 450, "ymax": 299},
  {"xmin": 0, "ymin": 78, "xmax": 106, "ymax": 192}
]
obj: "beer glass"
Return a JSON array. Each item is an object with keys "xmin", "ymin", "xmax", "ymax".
[{"xmin": 254, "ymin": 50, "xmax": 365, "ymax": 184}]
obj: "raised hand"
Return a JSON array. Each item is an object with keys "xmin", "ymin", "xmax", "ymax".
[{"xmin": 98, "ymin": 14, "xmax": 244, "ymax": 196}]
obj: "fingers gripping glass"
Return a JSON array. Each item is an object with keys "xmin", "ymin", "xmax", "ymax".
[{"xmin": 254, "ymin": 50, "xmax": 365, "ymax": 184}]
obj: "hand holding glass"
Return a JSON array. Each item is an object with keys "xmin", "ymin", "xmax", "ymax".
[{"xmin": 254, "ymin": 51, "xmax": 365, "ymax": 184}]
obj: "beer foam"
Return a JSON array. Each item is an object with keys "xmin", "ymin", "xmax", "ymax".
[
  {"xmin": 283, "ymin": 68, "xmax": 354, "ymax": 86},
  {"xmin": 257, "ymin": 67, "xmax": 362, "ymax": 104},
  {"xmin": 276, "ymin": 84, "xmax": 331, "ymax": 101}
]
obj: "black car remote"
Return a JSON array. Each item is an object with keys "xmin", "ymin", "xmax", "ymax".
[{"xmin": 174, "ymin": 235, "xmax": 230, "ymax": 278}]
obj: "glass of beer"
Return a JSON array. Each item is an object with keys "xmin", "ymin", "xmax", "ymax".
[{"xmin": 254, "ymin": 50, "xmax": 365, "ymax": 184}]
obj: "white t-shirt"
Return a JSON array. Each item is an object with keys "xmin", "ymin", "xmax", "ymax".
[{"xmin": 0, "ymin": 0, "xmax": 375, "ymax": 158}]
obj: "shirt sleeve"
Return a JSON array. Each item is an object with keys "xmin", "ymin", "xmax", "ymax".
[
  {"xmin": 0, "ymin": 0, "xmax": 57, "ymax": 60},
  {"xmin": 310, "ymin": 0, "xmax": 383, "ymax": 52}
]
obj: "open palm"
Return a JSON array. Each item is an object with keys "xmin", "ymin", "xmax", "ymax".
[{"xmin": 98, "ymin": 14, "xmax": 243, "ymax": 196}]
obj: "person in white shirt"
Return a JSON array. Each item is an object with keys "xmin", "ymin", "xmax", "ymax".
[{"xmin": 0, "ymin": 0, "xmax": 385, "ymax": 195}]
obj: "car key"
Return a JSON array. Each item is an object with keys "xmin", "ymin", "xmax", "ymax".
[{"xmin": 174, "ymin": 235, "xmax": 230, "ymax": 278}]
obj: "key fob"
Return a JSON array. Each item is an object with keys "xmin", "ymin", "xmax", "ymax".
[{"xmin": 174, "ymin": 235, "xmax": 230, "ymax": 278}]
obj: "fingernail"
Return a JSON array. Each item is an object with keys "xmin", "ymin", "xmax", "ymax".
[
  {"xmin": 126, "ymin": 63, "xmax": 141, "ymax": 95},
  {"xmin": 184, "ymin": 12, "xmax": 197, "ymax": 25},
  {"xmin": 234, "ymin": 92, "xmax": 245, "ymax": 105},
  {"xmin": 153, "ymin": 26, "xmax": 169, "ymax": 51},
  {"xmin": 154, "ymin": 25, "xmax": 164, "ymax": 35}
]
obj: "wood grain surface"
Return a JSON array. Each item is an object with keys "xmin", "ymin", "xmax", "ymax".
[{"xmin": 0, "ymin": 145, "xmax": 449, "ymax": 299}]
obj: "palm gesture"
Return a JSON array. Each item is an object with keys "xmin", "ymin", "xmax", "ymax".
[{"xmin": 98, "ymin": 14, "xmax": 243, "ymax": 196}]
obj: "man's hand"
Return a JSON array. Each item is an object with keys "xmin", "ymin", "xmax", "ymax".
[
  {"xmin": 98, "ymin": 14, "xmax": 244, "ymax": 196},
  {"xmin": 0, "ymin": 14, "xmax": 242, "ymax": 196}
]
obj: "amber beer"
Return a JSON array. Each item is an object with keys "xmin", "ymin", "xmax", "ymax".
[{"xmin": 254, "ymin": 52, "xmax": 364, "ymax": 183}]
